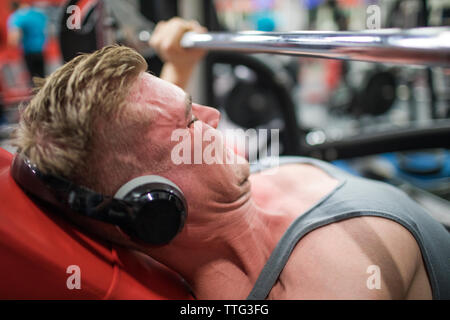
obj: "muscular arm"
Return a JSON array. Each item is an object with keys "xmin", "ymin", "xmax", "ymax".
[
  {"xmin": 159, "ymin": 62, "xmax": 197, "ymax": 90},
  {"xmin": 272, "ymin": 216, "xmax": 431, "ymax": 299}
]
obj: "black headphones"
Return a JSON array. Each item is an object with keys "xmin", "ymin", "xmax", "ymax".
[{"xmin": 10, "ymin": 154, "xmax": 188, "ymax": 245}]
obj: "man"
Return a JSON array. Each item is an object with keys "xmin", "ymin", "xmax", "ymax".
[
  {"xmin": 7, "ymin": 0, "xmax": 47, "ymax": 78},
  {"xmin": 13, "ymin": 18, "xmax": 450, "ymax": 300}
]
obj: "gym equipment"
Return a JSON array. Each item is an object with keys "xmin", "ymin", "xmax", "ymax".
[
  {"xmin": 224, "ymin": 81, "xmax": 282, "ymax": 128},
  {"xmin": 299, "ymin": 120, "xmax": 450, "ymax": 161},
  {"xmin": 329, "ymin": 67, "xmax": 398, "ymax": 117},
  {"xmin": 59, "ymin": 0, "xmax": 156, "ymax": 62},
  {"xmin": 59, "ymin": 0, "xmax": 450, "ymax": 67},
  {"xmin": 397, "ymin": 149, "xmax": 446, "ymax": 176},
  {"xmin": 205, "ymin": 52, "xmax": 301, "ymax": 155},
  {"xmin": 181, "ymin": 27, "xmax": 450, "ymax": 67}
]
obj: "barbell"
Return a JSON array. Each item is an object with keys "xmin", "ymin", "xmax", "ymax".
[
  {"xmin": 59, "ymin": 0, "xmax": 450, "ymax": 67},
  {"xmin": 180, "ymin": 27, "xmax": 450, "ymax": 67}
]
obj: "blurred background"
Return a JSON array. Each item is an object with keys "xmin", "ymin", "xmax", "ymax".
[{"xmin": 0, "ymin": 0, "xmax": 448, "ymax": 226}]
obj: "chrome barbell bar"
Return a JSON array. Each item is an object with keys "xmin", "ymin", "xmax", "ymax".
[{"xmin": 180, "ymin": 27, "xmax": 450, "ymax": 67}]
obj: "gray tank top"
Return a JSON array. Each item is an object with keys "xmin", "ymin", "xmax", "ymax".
[{"xmin": 247, "ymin": 157, "xmax": 450, "ymax": 300}]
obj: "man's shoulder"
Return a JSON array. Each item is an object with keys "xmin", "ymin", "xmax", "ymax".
[{"xmin": 272, "ymin": 215, "xmax": 422, "ymax": 299}]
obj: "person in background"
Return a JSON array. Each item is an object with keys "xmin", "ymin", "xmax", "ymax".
[{"xmin": 7, "ymin": 0, "xmax": 47, "ymax": 78}]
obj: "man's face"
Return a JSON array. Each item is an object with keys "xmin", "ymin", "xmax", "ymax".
[{"xmin": 125, "ymin": 72, "xmax": 250, "ymax": 220}]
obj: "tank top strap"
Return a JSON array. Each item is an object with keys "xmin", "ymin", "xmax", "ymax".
[{"xmin": 247, "ymin": 156, "xmax": 450, "ymax": 300}]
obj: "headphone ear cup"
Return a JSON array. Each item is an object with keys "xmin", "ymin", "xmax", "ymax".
[{"xmin": 114, "ymin": 175, "xmax": 187, "ymax": 245}]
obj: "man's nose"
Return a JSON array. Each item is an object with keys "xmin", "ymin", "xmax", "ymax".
[{"xmin": 192, "ymin": 103, "xmax": 220, "ymax": 129}]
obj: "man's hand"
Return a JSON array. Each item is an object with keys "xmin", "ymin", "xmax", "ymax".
[{"xmin": 149, "ymin": 17, "xmax": 207, "ymax": 89}]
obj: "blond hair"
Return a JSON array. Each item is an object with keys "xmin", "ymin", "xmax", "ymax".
[{"xmin": 13, "ymin": 45, "xmax": 147, "ymax": 186}]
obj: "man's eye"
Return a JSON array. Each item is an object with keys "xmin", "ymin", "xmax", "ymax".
[{"xmin": 188, "ymin": 116, "xmax": 198, "ymax": 127}]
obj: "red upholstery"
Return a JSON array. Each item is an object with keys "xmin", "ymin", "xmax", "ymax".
[{"xmin": 0, "ymin": 148, "xmax": 193, "ymax": 299}]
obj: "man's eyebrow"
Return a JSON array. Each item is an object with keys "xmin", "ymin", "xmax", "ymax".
[{"xmin": 185, "ymin": 93, "xmax": 192, "ymax": 120}]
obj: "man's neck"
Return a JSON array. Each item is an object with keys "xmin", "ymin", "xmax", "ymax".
[{"xmin": 142, "ymin": 197, "xmax": 288, "ymax": 299}]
